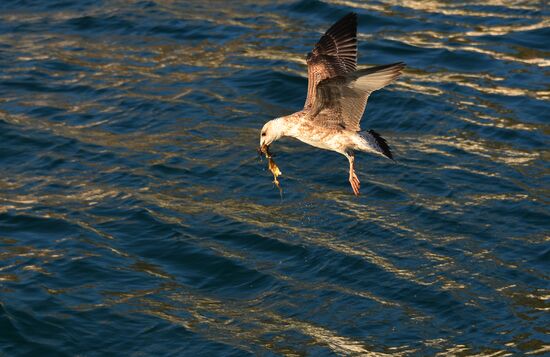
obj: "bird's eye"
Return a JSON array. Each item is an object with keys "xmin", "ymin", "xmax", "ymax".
[{"xmin": 261, "ymin": 132, "xmax": 266, "ymax": 136}]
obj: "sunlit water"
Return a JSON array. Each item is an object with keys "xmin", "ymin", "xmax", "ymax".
[{"xmin": 1, "ymin": 0, "xmax": 549, "ymax": 355}]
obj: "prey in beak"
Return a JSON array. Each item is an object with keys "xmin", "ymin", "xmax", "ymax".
[
  {"xmin": 258, "ymin": 144, "xmax": 271, "ymax": 157},
  {"xmin": 257, "ymin": 144, "xmax": 269, "ymax": 159},
  {"xmin": 257, "ymin": 144, "xmax": 282, "ymax": 197}
]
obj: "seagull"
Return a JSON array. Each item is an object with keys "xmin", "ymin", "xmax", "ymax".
[{"xmin": 259, "ymin": 12, "xmax": 405, "ymax": 196}]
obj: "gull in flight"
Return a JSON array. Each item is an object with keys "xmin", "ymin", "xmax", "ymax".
[{"xmin": 259, "ymin": 12, "xmax": 405, "ymax": 196}]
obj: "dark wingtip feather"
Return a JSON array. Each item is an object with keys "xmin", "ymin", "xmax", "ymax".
[
  {"xmin": 327, "ymin": 12, "xmax": 356, "ymax": 40},
  {"xmin": 368, "ymin": 129, "xmax": 393, "ymax": 160},
  {"xmin": 329, "ymin": 12, "xmax": 357, "ymax": 30},
  {"xmin": 319, "ymin": 12, "xmax": 357, "ymax": 73}
]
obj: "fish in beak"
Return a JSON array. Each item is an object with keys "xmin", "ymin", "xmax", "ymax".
[{"xmin": 257, "ymin": 144, "xmax": 282, "ymax": 196}]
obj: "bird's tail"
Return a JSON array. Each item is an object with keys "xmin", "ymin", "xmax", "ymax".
[{"xmin": 357, "ymin": 130, "xmax": 393, "ymax": 160}]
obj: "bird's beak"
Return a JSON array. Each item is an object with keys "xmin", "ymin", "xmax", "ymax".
[{"xmin": 260, "ymin": 144, "xmax": 270, "ymax": 156}]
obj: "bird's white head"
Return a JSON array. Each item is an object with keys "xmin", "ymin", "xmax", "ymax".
[{"xmin": 259, "ymin": 117, "xmax": 285, "ymax": 154}]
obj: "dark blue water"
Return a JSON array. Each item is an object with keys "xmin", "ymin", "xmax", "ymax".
[{"xmin": 1, "ymin": 1, "xmax": 549, "ymax": 355}]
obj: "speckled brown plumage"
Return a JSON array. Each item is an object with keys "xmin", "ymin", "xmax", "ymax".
[{"xmin": 259, "ymin": 12, "xmax": 405, "ymax": 196}]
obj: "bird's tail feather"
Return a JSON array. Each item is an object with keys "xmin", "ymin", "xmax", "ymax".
[{"xmin": 358, "ymin": 130, "xmax": 393, "ymax": 160}]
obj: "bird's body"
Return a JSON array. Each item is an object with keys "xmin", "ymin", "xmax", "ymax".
[
  {"xmin": 270, "ymin": 112, "xmax": 384, "ymax": 156},
  {"xmin": 259, "ymin": 13, "xmax": 404, "ymax": 195}
]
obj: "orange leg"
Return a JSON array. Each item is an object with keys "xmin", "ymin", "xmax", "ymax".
[{"xmin": 347, "ymin": 155, "xmax": 360, "ymax": 196}]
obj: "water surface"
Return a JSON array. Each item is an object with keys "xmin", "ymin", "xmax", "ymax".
[{"xmin": 0, "ymin": 0, "xmax": 549, "ymax": 355}]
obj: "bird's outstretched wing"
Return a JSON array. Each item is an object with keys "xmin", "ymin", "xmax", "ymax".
[
  {"xmin": 304, "ymin": 13, "xmax": 357, "ymax": 109},
  {"xmin": 310, "ymin": 62, "xmax": 405, "ymax": 131}
]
